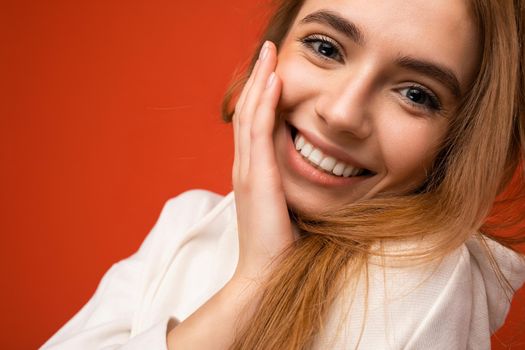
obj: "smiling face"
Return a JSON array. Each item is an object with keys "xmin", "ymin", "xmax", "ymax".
[{"xmin": 272, "ymin": 0, "xmax": 480, "ymax": 213}]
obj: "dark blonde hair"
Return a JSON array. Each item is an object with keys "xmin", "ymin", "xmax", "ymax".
[{"xmin": 222, "ymin": 1, "xmax": 525, "ymax": 348}]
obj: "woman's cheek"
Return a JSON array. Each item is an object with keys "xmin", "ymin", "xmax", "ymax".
[
  {"xmin": 276, "ymin": 55, "xmax": 321, "ymax": 110},
  {"xmin": 378, "ymin": 116, "xmax": 447, "ymax": 190}
]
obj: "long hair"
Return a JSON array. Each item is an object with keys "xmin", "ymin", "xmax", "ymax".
[{"xmin": 222, "ymin": 1, "xmax": 525, "ymax": 349}]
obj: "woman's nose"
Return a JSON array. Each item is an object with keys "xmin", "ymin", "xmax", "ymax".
[{"xmin": 315, "ymin": 76, "xmax": 373, "ymax": 140}]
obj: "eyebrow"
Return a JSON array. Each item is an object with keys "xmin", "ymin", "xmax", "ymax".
[
  {"xmin": 300, "ymin": 10, "xmax": 462, "ymax": 97},
  {"xmin": 395, "ymin": 56, "xmax": 462, "ymax": 97},
  {"xmin": 300, "ymin": 10, "xmax": 365, "ymax": 46}
]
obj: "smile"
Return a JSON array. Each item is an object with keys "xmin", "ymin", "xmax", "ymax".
[{"xmin": 290, "ymin": 127, "xmax": 373, "ymax": 178}]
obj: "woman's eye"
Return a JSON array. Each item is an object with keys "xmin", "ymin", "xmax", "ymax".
[
  {"xmin": 399, "ymin": 86, "xmax": 442, "ymax": 112},
  {"xmin": 301, "ymin": 35, "xmax": 343, "ymax": 62}
]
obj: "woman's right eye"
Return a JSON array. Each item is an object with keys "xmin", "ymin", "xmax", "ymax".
[{"xmin": 300, "ymin": 35, "xmax": 344, "ymax": 63}]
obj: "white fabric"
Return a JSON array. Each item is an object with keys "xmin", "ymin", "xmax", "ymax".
[{"xmin": 41, "ymin": 190, "xmax": 525, "ymax": 350}]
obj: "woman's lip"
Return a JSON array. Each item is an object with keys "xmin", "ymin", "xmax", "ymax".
[
  {"xmin": 290, "ymin": 124, "xmax": 372, "ymax": 172},
  {"xmin": 285, "ymin": 124, "xmax": 373, "ymax": 187}
]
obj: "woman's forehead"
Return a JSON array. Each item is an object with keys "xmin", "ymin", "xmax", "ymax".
[
  {"xmin": 296, "ymin": 0, "xmax": 474, "ymax": 24},
  {"xmin": 292, "ymin": 0, "xmax": 480, "ymax": 90}
]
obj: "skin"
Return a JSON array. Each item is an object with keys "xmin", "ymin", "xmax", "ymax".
[
  {"xmin": 167, "ymin": 0, "xmax": 480, "ymax": 348},
  {"xmin": 274, "ymin": 0, "xmax": 480, "ymax": 213}
]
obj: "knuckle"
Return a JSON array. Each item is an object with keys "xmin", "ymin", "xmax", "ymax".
[
  {"xmin": 249, "ymin": 125, "xmax": 262, "ymax": 140},
  {"xmin": 235, "ymin": 177, "xmax": 251, "ymax": 192},
  {"xmin": 236, "ymin": 109, "xmax": 252, "ymax": 125},
  {"xmin": 259, "ymin": 102, "xmax": 274, "ymax": 115},
  {"xmin": 238, "ymin": 114, "xmax": 251, "ymax": 128},
  {"xmin": 232, "ymin": 171, "xmax": 239, "ymax": 185},
  {"xmin": 233, "ymin": 99, "xmax": 243, "ymax": 115}
]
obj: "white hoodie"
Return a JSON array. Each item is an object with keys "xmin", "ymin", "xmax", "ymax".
[{"xmin": 41, "ymin": 190, "xmax": 525, "ymax": 350}]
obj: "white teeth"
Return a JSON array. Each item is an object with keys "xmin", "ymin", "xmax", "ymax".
[
  {"xmin": 342, "ymin": 166, "xmax": 354, "ymax": 177},
  {"xmin": 300, "ymin": 143, "xmax": 313, "ymax": 157},
  {"xmin": 293, "ymin": 131, "xmax": 368, "ymax": 177},
  {"xmin": 294, "ymin": 135, "xmax": 305, "ymax": 150},
  {"xmin": 332, "ymin": 162, "xmax": 346, "ymax": 176},
  {"xmin": 308, "ymin": 149, "xmax": 323, "ymax": 165},
  {"xmin": 319, "ymin": 157, "xmax": 337, "ymax": 172}
]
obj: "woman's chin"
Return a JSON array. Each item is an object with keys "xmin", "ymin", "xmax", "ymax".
[{"xmin": 282, "ymin": 181, "xmax": 356, "ymax": 216}]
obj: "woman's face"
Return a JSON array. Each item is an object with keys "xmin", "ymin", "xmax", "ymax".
[{"xmin": 273, "ymin": 0, "xmax": 480, "ymax": 213}]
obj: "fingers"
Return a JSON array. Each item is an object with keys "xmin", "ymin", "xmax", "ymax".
[
  {"xmin": 239, "ymin": 42, "xmax": 278, "ymax": 178},
  {"xmin": 250, "ymin": 72, "xmax": 281, "ymax": 177},
  {"xmin": 229, "ymin": 42, "xmax": 293, "ymax": 281},
  {"xmin": 236, "ymin": 59, "xmax": 260, "ymax": 119},
  {"xmin": 233, "ymin": 59, "xmax": 260, "ymax": 178},
  {"xmin": 232, "ymin": 41, "xmax": 279, "ymax": 183},
  {"xmin": 238, "ymin": 42, "xmax": 277, "ymax": 123}
]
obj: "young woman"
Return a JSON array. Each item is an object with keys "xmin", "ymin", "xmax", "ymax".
[{"xmin": 42, "ymin": 0, "xmax": 525, "ymax": 349}]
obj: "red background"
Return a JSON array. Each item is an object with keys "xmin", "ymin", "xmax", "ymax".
[{"xmin": 1, "ymin": 1, "xmax": 523, "ymax": 349}]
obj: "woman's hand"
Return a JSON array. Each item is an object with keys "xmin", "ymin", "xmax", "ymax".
[
  {"xmin": 232, "ymin": 41, "xmax": 295, "ymax": 283},
  {"xmin": 167, "ymin": 41, "xmax": 294, "ymax": 350}
]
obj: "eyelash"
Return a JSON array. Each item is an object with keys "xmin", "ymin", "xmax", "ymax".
[
  {"xmin": 299, "ymin": 34, "xmax": 443, "ymax": 113},
  {"xmin": 399, "ymin": 85, "xmax": 442, "ymax": 113},
  {"xmin": 300, "ymin": 34, "xmax": 344, "ymax": 62}
]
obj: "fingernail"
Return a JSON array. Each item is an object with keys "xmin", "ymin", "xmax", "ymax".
[
  {"xmin": 259, "ymin": 41, "xmax": 269, "ymax": 60},
  {"xmin": 266, "ymin": 72, "xmax": 276, "ymax": 89}
]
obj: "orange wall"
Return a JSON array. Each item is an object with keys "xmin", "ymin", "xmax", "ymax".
[{"xmin": 0, "ymin": 1, "xmax": 523, "ymax": 349}]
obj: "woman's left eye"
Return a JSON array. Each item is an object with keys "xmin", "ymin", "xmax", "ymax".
[
  {"xmin": 301, "ymin": 35, "xmax": 343, "ymax": 62},
  {"xmin": 399, "ymin": 86, "xmax": 442, "ymax": 112}
]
